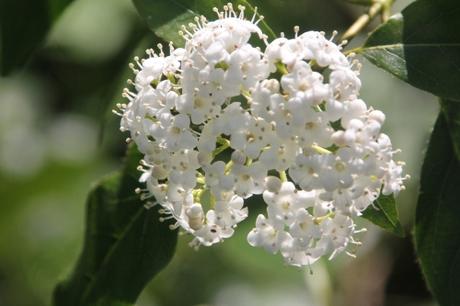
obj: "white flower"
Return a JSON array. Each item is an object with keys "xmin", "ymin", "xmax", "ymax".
[
  {"xmin": 197, "ymin": 119, "xmax": 219, "ymax": 154},
  {"xmin": 209, "ymin": 192, "xmax": 248, "ymax": 228},
  {"xmin": 169, "ymin": 114, "xmax": 196, "ymax": 148},
  {"xmin": 231, "ymin": 161, "xmax": 266, "ymax": 198},
  {"xmin": 176, "ymin": 93, "xmax": 221, "ymax": 125},
  {"xmin": 249, "ymin": 79, "xmax": 280, "ymax": 120},
  {"xmin": 259, "ymin": 139, "xmax": 298, "ymax": 171},
  {"xmin": 225, "ymin": 44, "xmax": 269, "ymax": 89},
  {"xmin": 193, "ymin": 223, "xmax": 233, "ymax": 246},
  {"xmin": 204, "ymin": 161, "xmax": 235, "ymax": 192},
  {"xmin": 299, "ymin": 31, "xmax": 348, "ymax": 67},
  {"xmin": 280, "ymin": 238, "xmax": 324, "ymax": 267},
  {"xmin": 230, "ymin": 116, "xmax": 274, "ymax": 158},
  {"xmin": 281, "ymin": 61, "xmax": 331, "ymax": 106},
  {"xmin": 168, "ymin": 149, "xmax": 200, "ymax": 189},
  {"xmin": 263, "ymin": 181, "xmax": 305, "ymax": 226},
  {"xmin": 317, "ymin": 149, "xmax": 354, "ymax": 192},
  {"xmin": 382, "ymin": 160, "xmax": 408, "ymax": 196},
  {"xmin": 330, "ymin": 67, "xmax": 361, "ymax": 101},
  {"xmin": 218, "ymin": 102, "xmax": 251, "ymax": 136},
  {"xmin": 247, "ymin": 214, "xmax": 291, "ymax": 254},
  {"xmin": 289, "ymin": 153, "xmax": 326, "ymax": 191},
  {"xmin": 289, "ymin": 209, "xmax": 320, "ymax": 240},
  {"xmin": 117, "ymin": 3, "xmax": 408, "ymax": 265},
  {"xmin": 184, "ymin": 4, "xmax": 265, "ymax": 53},
  {"xmin": 320, "ymin": 213, "xmax": 356, "ymax": 259},
  {"xmin": 132, "ymin": 45, "xmax": 184, "ymax": 91},
  {"xmin": 265, "ymin": 37, "xmax": 288, "ymax": 68}
]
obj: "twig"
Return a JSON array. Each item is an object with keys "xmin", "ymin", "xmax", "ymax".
[{"xmin": 341, "ymin": 0, "xmax": 395, "ymax": 42}]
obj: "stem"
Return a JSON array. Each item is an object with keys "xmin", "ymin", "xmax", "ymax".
[
  {"xmin": 313, "ymin": 212, "xmax": 335, "ymax": 225},
  {"xmin": 341, "ymin": 0, "xmax": 395, "ymax": 42},
  {"xmin": 311, "ymin": 144, "xmax": 332, "ymax": 155},
  {"xmin": 241, "ymin": 89, "xmax": 252, "ymax": 100},
  {"xmin": 217, "ymin": 136, "xmax": 230, "ymax": 146},
  {"xmin": 193, "ymin": 188, "xmax": 204, "ymax": 202},
  {"xmin": 196, "ymin": 176, "xmax": 206, "ymax": 185},
  {"xmin": 279, "ymin": 170, "xmax": 287, "ymax": 182},
  {"xmin": 275, "ymin": 61, "xmax": 288, "ymax": 75},
  {"xmin": 343, "ymin": 47, "xmax": 363, "ymax": 56},
  {"xmin": 381, "ymin": 0, "xmax": 393, "ymax": 22},
  {"xmin": 225, "ymin": 160, "xmax": 234, "ymax": 174},
  {"xmin": 213, "ymin": 138, "xmax": 230, "ymax": 158},
  {"xmin": 213, "ymin": 144, "xmax": 229, "ymax": 158}
]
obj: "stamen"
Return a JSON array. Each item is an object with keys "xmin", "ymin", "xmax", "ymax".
[
  {"xmin": 251, "ymin": 6, "xmax": 258, "ymax": 23},
  {"xmin": 294, "ymin": 26, "xmax": 300, "ymax": 38},
  {"xmin": 330, "ymin": 30, "xmax": 338, "ymax": 41}
]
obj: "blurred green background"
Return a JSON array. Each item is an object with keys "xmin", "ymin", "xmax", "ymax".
[{"xmin": 0, "ymin": 0, "xmax": 439, "ymax": 305}]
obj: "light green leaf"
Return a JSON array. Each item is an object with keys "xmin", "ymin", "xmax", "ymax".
[
  {"xmin": 415, "ymin": 112, "xmax": 460, "ymax": 306},
  {"xmin": 53, "ymin": 145, "xmax": 178, "ymax": 306},
  {"xmin": 0, "ymin": 0, "xmax": 75, "ymax": 75},
  {"xmin": 361, "ymin": 193, "xmax": 405, "ymax": 237},
  {"xmin": 359, "ymin": 0, "xmax": 460, "ymax": 101}
]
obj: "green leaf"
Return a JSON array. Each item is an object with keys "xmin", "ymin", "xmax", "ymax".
[
  {"xmin": 441, "ymin": 100, "xmax": 460, "ymax": 159},
  {"xmin": 53, "ymin": 145, "xmax": 178, "ymax": 306},
  {"xmin": 361, "ymin": 193, "xmax": 405, "ymax": 237},
  {"xmin": 0, "ymin": 0, "xmax": 75, "ymax": 75},
  {"xmin": 132, "ymin": 0, "xmax": 276, "ymax": 46},
  {"xmin": 359, "ymin": 0, "xmax": 460, "ymax": 101},
  {"xmin": 415, "ymin": 112, "xmax": 460, "ymax": 306},
  {"xmin": 342, "ymin": 0, "xmax": 374, "ymax": 6}
]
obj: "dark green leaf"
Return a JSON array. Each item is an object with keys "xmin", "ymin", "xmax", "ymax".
[
  {"xmin": 359, "ymin": 0, "xmax": 460, "ymax": 101},
  {"xmin": 415, "ymin": 112, "xmax": 460, "ymax": 306},
  {"xmin": 441, "ymin": 100, "xmax": 460, "ymax": 159},
  {"xmin": 361, "ymin": 193, "xmax": 405, "ymax": 237},
  {"xmin": 342, "ymin": 0, "xmax": 374, "ymax": 6},
  {"xmin": 0, "ymin": 0, "xmax": 75, "ymax": 75},
  {"xmin": 132, "ymin": 0, "xmax": 223, "ymax": 45},
  {"xmin": 132, "ymin": 0, "xmax": 276, "ymax": 46},
  {"xmin": 53, "ymin": 145, "xmax": 178, "ymax": 306}
]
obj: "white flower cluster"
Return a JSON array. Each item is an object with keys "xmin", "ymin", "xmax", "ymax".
[{"xmin": 116, "ymin": 3, "xmax": 408, "ymax": 266}]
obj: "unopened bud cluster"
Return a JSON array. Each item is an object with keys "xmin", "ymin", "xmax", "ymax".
[{"xmin": 116, "ymin": 4, "xmax": 408, "ymax": 266}]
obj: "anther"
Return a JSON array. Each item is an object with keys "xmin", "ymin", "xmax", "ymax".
[{"xmin": 294, "ymin": 26, "xmax": 300, "ymax": 38}]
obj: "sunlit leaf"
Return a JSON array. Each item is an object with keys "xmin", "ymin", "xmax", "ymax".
[
  {"xmin": 361, "ymin": 193, "xmax": 405, "ymax": 237},
  {"xmin": 359, "ymin": 0, "xmax": 460, "ymax": 101}
]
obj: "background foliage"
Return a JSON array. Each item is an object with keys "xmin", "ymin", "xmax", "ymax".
[{"xmin": 1, "ymin": 0, "xmax": 457, "ymax": 305}]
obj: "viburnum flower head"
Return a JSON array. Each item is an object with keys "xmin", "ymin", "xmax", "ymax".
[{"xmin": 116, "ymin": 3, "xmax": 409, "ymax": 267}]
